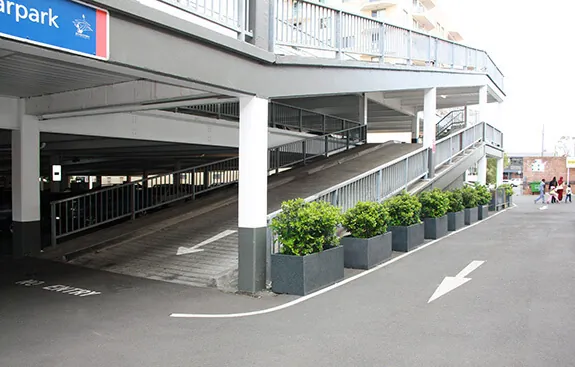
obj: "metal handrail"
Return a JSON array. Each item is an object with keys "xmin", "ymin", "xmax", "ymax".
[
  {"xmin": 436, "ymin": 109, "xmax": 465, "ymax": 137},
  {"xmin": 272, "ymin": 0, "xmax": 504, "ymax": 92},
  {"xmin": 49, "ymin": 123, "xmax": 367, "ymax": 246}
]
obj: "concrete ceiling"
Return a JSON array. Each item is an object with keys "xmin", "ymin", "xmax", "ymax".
[
  {"xmin": 0, "ymin": 49, "xmax": 138, "ymax": 98},
  {"xmin": 0, "ymin": 131, "xmax": 237, "ymax": 176}
]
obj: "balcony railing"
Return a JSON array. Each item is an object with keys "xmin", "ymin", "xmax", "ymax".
[{"xmin": 272, "ymin": 0, "xmax": 504, "ymax": 91}]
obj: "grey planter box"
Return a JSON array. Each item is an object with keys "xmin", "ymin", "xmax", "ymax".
[
  {"xmin": 271, "ymin": 245, "xmax": 344, "ymax": 296},
  {"xmin": 477, "ymin": 204, "xmax": 489, "ymax": 220},
  {"xmin": 389, "ymin": 222, "xmax": 424, "ymax": 252},
  {"xmin": 464, "ymin": 207, "xmax": 478, "ymax": 225},
  {"xmin": 424, "ymin": 215, "xmax": 448, "ymax": 240},
  {"xmin": 447, "ymin": 211, "xmax": 465, "ymax": 231},
  {"xmin": 341, "ymin": 231, "xmax": 392, "ymax": 270},
  {"xmin": 507, "ymin": 195, "xmax": 513, "ymax": 206}
]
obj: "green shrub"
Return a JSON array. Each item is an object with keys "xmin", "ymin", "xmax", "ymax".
[
  {"xmin": 461, "ymin": 185, "xmax": 478, "ymax": 208},
  {"xmin": 384, "ymin": 191, "xmax": 422, "ymax": 227},
  {"xmin": 342, "ymin": 201, "xmax": 389, "ymax": 239},
  {"xmin": 270, "ymin": 198, "xmax": 342, "ymax": 256},
  {"xmin": 445, "ymin": 189, "xmax": 465, "ymax": 213},
  {"xmin": 499, "ymin": 184, "xmax": 514, "ymax": 197},
  {"xmin": 474, "ymin": 183, "xmax": 492, "ymax": 205},
  {"xmin": 418, "ymin": 189, "xmax": 450, "ymax": 218}
]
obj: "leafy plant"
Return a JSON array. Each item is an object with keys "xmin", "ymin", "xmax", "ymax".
[
  {"xmin": 445, "ymin": 189, "xmax": 465, "ymax": 213},
  {"xmin": 499, "ymin": 183, "xmax": 514, "ymax": 197},
  {"xmin": 474, "ymin": 183, "xmax": 492, "ymax": 205},
  {"xmin": 460, "ymin": 185, "xmax": 478, "ymax": 208},
  {"xmin": 342, "ymin": 201, "xmax": 389, "ymax": 239},
  {"xmin": 418, "ymin": 189, "xmax": 450, "ymax": 218},
  {"xmin": 270, "ymin": 198, "xmax": 342, "ymax": 256},
  {"xmin": 384, "ymin": 191, "xmax": 422, "ymax": 227}
]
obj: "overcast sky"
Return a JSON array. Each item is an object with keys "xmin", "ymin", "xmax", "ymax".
[{"xmin": 439, "ymin": 0, "xmax": 575, "ymax": 154}]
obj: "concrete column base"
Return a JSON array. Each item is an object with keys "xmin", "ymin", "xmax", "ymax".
[
  {"xmin": 12, "ymin": 220, "xmax": 41, "ymax": 258},
  {"xmin": 238, "ymin": 227, "xmax": 267, "ymax": 293}
]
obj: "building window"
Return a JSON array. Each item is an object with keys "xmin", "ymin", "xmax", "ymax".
[{"xmin": 371, "ymin": 8, "xmax": 386, "ymax": 19}]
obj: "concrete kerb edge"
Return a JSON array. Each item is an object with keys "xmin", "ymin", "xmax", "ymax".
[{"xmin": 170, "ymin": 203, "xmax": 517, "ymax": 319}]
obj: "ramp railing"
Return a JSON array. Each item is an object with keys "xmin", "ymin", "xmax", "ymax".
[
  {"xmin": 49, "ymin": 123, "xmax": 367, "ymax": 246},
  {"xmin": 172, "ymin": 101, "xmax": 362, "ymax": 136},
  {"xmin": 265, "ymin": 121, "xmax": 502, "ymax": 283},
  {"xmin": 436, "ymin": 109, "xmax": 466, "ymax": 139},
  {"xmin": 272, "ymin": 0, "xmax": 504, "ymax": 92}
]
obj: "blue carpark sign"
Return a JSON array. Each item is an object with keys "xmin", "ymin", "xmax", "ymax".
[{"xmin": 0, "ymin": 0, "xmax": 109, "ymax": 60}]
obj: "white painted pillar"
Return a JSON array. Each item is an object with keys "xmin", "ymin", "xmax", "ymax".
[
  {"xmin": 423, "ymin": 88, "xmax": 437, "ymax": 178},
  {"xmin": 478, "ymin": 85, "xmax": 488, "ymax": 123},
  {"xmin": 238, "ymin": 96, "xmax": 269, "ymax": 293},
  {"xmin": 359, "ymin": 93, "xmax": 368, "ymax": 125},
  {"xmin": 411, "ymin": 114, "xmax": 419, "ymax": 143},
  {"xmin": 477, "ymin": 155, "xmax": 487, "ymax": 185},
  {"xmin": 11, "ymin": 99, "xmax": 41, "ymax": 257},
  {"xmin": 496, "ymin": 157, "xmax": 504, "ymax": 186}
]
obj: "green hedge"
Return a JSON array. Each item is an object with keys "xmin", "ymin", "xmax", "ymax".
[
  {"xmin": 445, "ymin": 189, "xmax": 465, "ymax": 213},
  {"xmin": 342, "ymin": 201, "xmax": 389, "ymax": 239},
  {"xmin": 270, "ymin": 198, "xmax": 342, "ymax": 256},
  {"xmin": 499, "ymin": 184, "xmax": 514, "ymax": 197},
  {"xmin": 474, "ymin": 183, "xmax": 492, "ymax": 205},
  {"xmin": 419, "ymin": 188, "xmax": 450, "ymax": 219},
  {"xmin": 384, "ymin": 191, "xmax": 422, "ymax": 227},
  {"xmin": 461, "ymin": 186, "xmax": 478, "ymax": 208}
]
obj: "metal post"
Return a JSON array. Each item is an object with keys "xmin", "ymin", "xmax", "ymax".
[
  {"xmin": 335, "ymin": 11, "xmax": 343, "ymax": 60},
  {"xmin": 322, "ymin": 114, "xmax": 327, "ymax": 134},
  {"xmin": 324, "ymin": 136, "xmax": 329, "ymax": 157},
  {"xmin": 237, "ymin": 0, "xmax": 246, "ymax": 42},
  {"xmin": 302, "ymin": 141, "xmax": 307, "ymax": 164},
  {"xmin": 376, "ymin": 170, "xmax": 382, "ymax": 201},
  {"xmin": 379, "ymin": 23, "xmax": 386, "ymax": 63},
  {"xmin": 451, "ymin": 42, "xmax": 455, "ymax": 68},
  {"xmin": 191, "ymin": 169, "xmax": 196, "ymax": 200},
  {"xmin": 405, "ymin": 156, "xmax": 410, "ymax": 189},
  {"xmin": 50, "ymin": 204, "xmax": 57, "ymax": 247},
  {"xmin": 130, "ymin": 184, "xmax": 136, "ymax": 220},
  {"xmin": 408, "ymin": 30, "xmax": 413, "ymax": 65},
  {"xmin": 275, "ymin": 148, "xmax": 280, "ymax": 174},
  {"xmin": 427, "ymin": 35, "xmax": 432, "ymax": 65},
  {"xmin": 298, "ymin": 109, "xmax": 303, "ymax": 132},
  {"xmin": 449, "ymin": 136, "xmax": 453, "ymax": 164}
]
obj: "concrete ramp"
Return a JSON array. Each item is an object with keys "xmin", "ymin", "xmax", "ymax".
[{"xmin": 66, "ymin": 142, "xmax": 420, "ymax": 289}]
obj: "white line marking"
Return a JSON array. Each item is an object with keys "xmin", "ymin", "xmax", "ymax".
[
  {"xmin": 455, "ymin": 260, "xmax": 485, "ymax": 278},
  {"xmin": 428, "ymin": 260, "xmax": 485, "ymax": 303},
  {"xmin": 170, "ymin": 205, "xmax": 516, "ymax": 319},
  {"xmin": 539, "ymin": 205, "xmax": 548, "ymax": 211},
  {"xmin": 176, "ymin": 229, "xmax": 237, "ymax": 255}
]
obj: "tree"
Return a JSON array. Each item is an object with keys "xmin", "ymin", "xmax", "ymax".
[
  {"xmin": 486, "ymin": 153, "xmax": 509, "ymax": 185},
  {"xmin": 554, "ymin": 136, "xmax": 575, "ymax": 157}
]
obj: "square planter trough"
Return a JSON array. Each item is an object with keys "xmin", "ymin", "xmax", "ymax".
[
  {"xmin": 341, "ymin": 231, "xmax": 392, "ymax": 270},
  {"xmin": 478, "ymin": 204, "xmax": 489, "ymax": 220},
  {"xmin": 389, "ymin": 222, "xmax": 424, "ymax": 252},
  {"xmin": 271, "ymin": 245, "xmax": 344, "ymax": 296},
  {"xmin": 424, "ymin": 215, "xmax": 448, "ymax": 240},
  {"xmin": 464, "ymin": 207, "xmax": 478, "ymax": 225},
  {"xmin": 447, "ymin": 211, "xmax": 465, "ymax": 231}
]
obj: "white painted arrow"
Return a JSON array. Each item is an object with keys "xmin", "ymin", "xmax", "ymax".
[
  {"xmin": 428, "ymin": 260, "xmax": 485, "ymax": 303},
  {"xmin": 176, "ymin": 229, "xmax": 237, "ymax": 255},
  {"xmin": 539, "ymin": 205, "xmax": 548, "ymax": 211}
]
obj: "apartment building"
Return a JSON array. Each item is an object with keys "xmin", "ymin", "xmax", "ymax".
[{"xmin": 334, "ymin": 0, "xmax": 463, "ymax": 42}]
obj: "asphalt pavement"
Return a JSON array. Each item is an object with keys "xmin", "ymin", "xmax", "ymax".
[{"xmin": 1, "ymin": 195, "xmax": 574, "ymax": 367}]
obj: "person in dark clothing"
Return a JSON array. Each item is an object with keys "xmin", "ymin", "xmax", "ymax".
[{"xmin": 549, "ymin": 177, "xmax": 558, "ymax": 203}]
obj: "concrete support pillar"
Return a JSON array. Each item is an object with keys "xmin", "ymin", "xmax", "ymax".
[
  {"xmin": 238, "ymin": 96, "xmax": 269, "ymax": 293},
  {"xmin": 423, "ymin": 88, "xmax": 437, "ymax": 179},
  {"xmin": 95, "ymin": 176, "xmax": 102, "ymax": 187},
  {"xmin": 411, "ymin": 114, "xmax": 419, "ymax": 143},
  {"xmin": 11, "ymin": 99, "xmax": 41, "ymax": 257},
  {"xmin": 142, "ymin": 171, "xmax": 148, "ymax": 189},
  {"xmin": 359, "ymin": 93, "xmax": 368, "ymax": 125},
  {"xmin": 496, "ymin": 157, "xmax": 504, "ymax": 186},
  {"xmin": 477, "ymin": 155, "xmax": 487, "ymax": 185},
  {"xmin": 478, "ymin": 85, "xmax": 488, "ymax": 123}
]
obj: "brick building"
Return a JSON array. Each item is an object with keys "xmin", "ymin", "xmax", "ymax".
[{"xmin": 510, "ymin": 154, "xmax": 575, "ymax": 194}]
